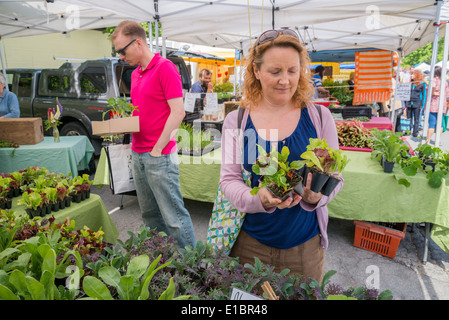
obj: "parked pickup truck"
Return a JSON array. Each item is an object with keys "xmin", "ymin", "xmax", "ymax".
[{"xmin": 4, "ymin": 56, "xmax": 192, "ymax": 155}]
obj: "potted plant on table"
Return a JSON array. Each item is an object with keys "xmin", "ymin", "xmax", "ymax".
[
  {"xmin": 9, "ymin": 171, "xmax": 23, "ymax": 197},
  {"xmin": 250, "ymin": 145, "xmax": 304, "ymax": 200},
  {"xmin": 44, "ymin": 187, "xmax": 59, "ymax": 212},
  {"xmin": 69, "ymin": 176, "xmax": 84, "ymax": 203},
  {"xmin": 414, "ymin": 143, "xmax": 442, "ymax": 172},
  {"xmin": 18, "ymin": 191, "xmax": 43, "ymax": 218},
  {"xmin": 370, "ymin": 130, "xmax": 408, "ymax": 173},
  {"xmin": 0, "ymin": 184, "xmax": 12, "ymax": 210},
  {"xmin": 56, "ymin": 184, "xmax": 70, "ymax": 209}
]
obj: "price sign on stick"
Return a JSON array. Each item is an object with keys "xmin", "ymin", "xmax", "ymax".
[
  {"xmin": 205, "ymin": 93, "xmax": 218, "ymax": 110},
  {"xmin": 395, "ymin": 83, "xmax": 411, "ymax": 101},
  {"xmin": 184, "ymin": 93, "xmax": 201, "ymax": 112}
]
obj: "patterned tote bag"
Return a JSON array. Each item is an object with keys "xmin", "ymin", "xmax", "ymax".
[{"xmin": 207, "ymin": 108, "xmax": 250, "ymax": 254}]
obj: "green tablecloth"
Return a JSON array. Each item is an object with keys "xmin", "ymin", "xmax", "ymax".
[
  {"xmin": 327, "ymin": 151, "xmax": 449, "ymax": 253},
  {"xmin": 178, "ymin": 149, "xmax": 221, "ymax": 203},
  {"xmin": 0, "ymin": 136, "xmax": 94, "ymax": 176},
  {"xmin": 93, "ymin": 147, "xmax": 222, "ymax": 203},
  {"xmin": 11, "ymin": 193, "xmax": 119, "ymax": 244}
]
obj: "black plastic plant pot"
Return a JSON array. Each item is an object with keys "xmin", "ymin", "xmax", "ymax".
[
  {"xmin": 302, "ymin": 166, "xmax": 312, "ymax": 185},
  {"xmin": 321, "ymin": 176, "xmax": 340, "ymax": 196},
  {"xmin": 65, "ymin": 197, "xmax": 72, "ymax": 207},
  {"xmin": 60, "ymin": 200, "xmax": 66, "ymax": 210},
  {"xmin": 310, "ymin": 170, "xmax": 329, "ymax": 193},
  {"xmin": 267, "ymin": 185, "xmax": 292, "ymax": 201},
  {"xmin": 52, "ymin": 202, "xmax": 60, "ymax": 212},
  {"xmin": 26, "ymin": 208, "xmax": 42, "ymax": 218},
  {"xmin": 0, "ymin": 200, "xmax": 12, "ymax": 210},
  {"xmin": 293, "ymin": 177, "xmax": 305, "ymax": 196},
  {"xmin": 297, "ymin": 165, "xmax": 306, "ymax": 180},
  {"xmin": 383, "ymin": 161, "xmax": 394, "ymax": 173}
]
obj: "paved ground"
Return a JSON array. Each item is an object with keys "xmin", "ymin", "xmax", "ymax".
[{"xmin": 90, "ymin": 121, "xmax": 449, "ymax": 300}]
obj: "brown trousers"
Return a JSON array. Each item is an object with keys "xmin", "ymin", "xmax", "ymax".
[{"xmin": 230, "ymin": 230, "xmax": 325, "ymax": 283}]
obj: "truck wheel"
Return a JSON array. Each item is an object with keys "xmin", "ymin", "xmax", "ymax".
[{"xmin": 60, "ymin": 121, "xmax": 89, "ymax": 137}]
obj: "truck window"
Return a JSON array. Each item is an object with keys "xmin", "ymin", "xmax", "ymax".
[
  {"xmin": 17, "ymin": 73, "xmax": 32, "ymax": 97},
  {"xmin": 6, "ymin": 73, "xmax": 13, "ymax": 91},
  {"xmin": 80, "ymin": 67, "xmax": 107, "ymax": 94},
  {"xmin": 47, "ymin": 75, "xmax": 71, "ymax": 92}
]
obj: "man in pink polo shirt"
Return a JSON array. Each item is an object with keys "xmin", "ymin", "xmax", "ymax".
[{"xmin": 111, "ymin": 21, "xmax": 195, "ymax": 248}]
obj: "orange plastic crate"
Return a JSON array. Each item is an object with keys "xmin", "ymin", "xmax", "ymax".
[{"xmin": 353, "ymin": 221, "xmax": 407, "ymax": 258}]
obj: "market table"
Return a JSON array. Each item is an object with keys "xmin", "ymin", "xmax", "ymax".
[
  {"xmin": 313, "ymin": 99, "xmax": 339, "ymax": 107},
  {"xmin": 327, "ymin": 151, "xmax": 449, "ymax": 258},
  {"xmin": 11, "ymin": 193, "xmax": 119, "ymax": 244},
  {"xmin": 176, "ymin": 148, "xmax": 449, "ymax": 259},
  {"xmin": 0, "ymin": 136, "xmax": 94, "ymax": 176},
  {"xmin": 92, "ymin": 146, "xmax": 222, "ymax": 204},
  {"xmin": 335, "ymin": 117, "xmax": 394, "ymax": 131},
  {"xmin": 178, "ymin": 148, "xmax": 221, "ymax": 203}
]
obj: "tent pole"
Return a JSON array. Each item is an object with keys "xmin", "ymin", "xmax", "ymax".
[
  {"xmin": 390, "ymin": 51, "xmax": 401, "ymax": 128},
  {"xmin": 0, "ymin": 38, "xmax": 7, "ymax": 86},
  {"xmin": 154, "ymin": 0, "xmax": 160, "ymax": 53},
  {"xmin": 233, "ymin": 50, "xmax": 237, "ymax": 95},
  {"xmin": 161, "ymin": 25, "xmax": 166, "ymax": 58},
  {"xmin": 436, "ymin": 21, "xmax": 449, "ymax": 146},
  {"xmin": 148, "ymin": 21, "xmax": 153, "ymax": 52},
  {"xmin": 271, "ymin": 0, "xmax": 275, "ymax": 29},
  {"xmin": 422, "ymin": 0, "xmax": 444, "ymax": 144}
]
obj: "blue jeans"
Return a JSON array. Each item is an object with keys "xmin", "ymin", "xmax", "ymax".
[{"xmin": 131, "ymin": 151, "xmax": 196, "ymax": 248}]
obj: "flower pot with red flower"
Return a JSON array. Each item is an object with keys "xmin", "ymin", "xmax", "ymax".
[{"xmin": 44, "ymin": 98, "xmax": 63, "ymax": 143}]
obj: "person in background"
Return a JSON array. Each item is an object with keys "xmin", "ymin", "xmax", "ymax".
[
  {"xmin": 220, "ymin": 29, "xmax": 343, "ymax": 283},
  {"xmin": 404, "ymin": 69, "xmax": 426, "ymax": 137},
  {"xmin": 346, "ymin": 72, "xmax": 355, "ymax": 106},
  {"xmin": 191, "ymin": 68, "xmax": 213, "ymax": 94},
  {"xmin": 426, "ymin": 66, "xmax": 448, "ymax": 144},
  {"xmin": 311, "ymin": 65, "xmax": 330, "ymax": 99},
  {"xmin": 110, "ymin": 21, "xmax": 196, "ymax": 248},
  {"xmin": 0, "ymin": 73, "xmax": 20, "ymax": 118}
]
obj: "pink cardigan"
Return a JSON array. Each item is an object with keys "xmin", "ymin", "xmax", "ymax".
[{"xmin": 219, "ymin": 102, "xmax": 344, "ymax": 249}]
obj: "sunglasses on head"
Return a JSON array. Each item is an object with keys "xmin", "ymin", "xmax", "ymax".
[
  {"xmin": 256, "ymin": 29, "xmax": 299, "ymax": 46},
  {"xmin": 115, "ymin": 39, "xmax": 136, "ymax": 56}
]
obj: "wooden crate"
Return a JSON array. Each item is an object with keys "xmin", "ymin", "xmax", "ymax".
[
  {"xmin": 0, "ymin": 118, "xmax": 44, "ymax": 145},
  {"xmin": 92, "ymin": 116, "xmax": 140, "ymax": 136}
]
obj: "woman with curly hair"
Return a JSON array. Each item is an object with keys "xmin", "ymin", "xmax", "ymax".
[{"xmin": 219, "ymin": 29, "xmax": 343, "ymax": 283}]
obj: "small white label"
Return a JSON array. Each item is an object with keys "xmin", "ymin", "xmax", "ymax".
[{"xmin": 230, "ymin": 287, "xmax": 264, "ymax": 300}]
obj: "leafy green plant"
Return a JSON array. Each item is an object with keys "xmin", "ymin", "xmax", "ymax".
[
  {"xmin": 0, "ymin": 242, "xmax": 84, "ymax": 300},
  {"xmin": 370, "ymin": 129, "xmax": 408, "ymax": 163},
  {"xmin": 18, "ymin": 191, "xmax": 43, "ymax": 210},
  {"xmin": 176, "ymin": 122, "xmax": 213, "ymax": 153},
  {"xmin": 300, "ymin": 138, "xmax": 349, "ymax": 178},
  {"xmin": 103, "ymin": 95, "xmax": 139, "ymax": 120},
  {"xmin": 322, "ymin": 79, "xmax": 354, "ymax": 106},
  {"xmin": 81, "ymin": 254, "xmax": 188, "ymax": 300},
  {"xmin": 336, "ymin": 120, "xmax": 374, "ymax": 149},
  {"xmin": 250, "ymin": 145, "xmax": 303, "ymax": 198}
]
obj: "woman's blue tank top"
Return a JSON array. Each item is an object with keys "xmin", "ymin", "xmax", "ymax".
[{"xmin": 242, "ymin": 107, "xmax": 319, "ymax": 249}]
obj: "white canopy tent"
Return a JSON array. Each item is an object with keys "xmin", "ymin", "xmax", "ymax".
[
  {"xmin": 1, "ymin": 1, "xmax": 449, "ymax": 54},
  {"xmin": 414, "ymin": 62, "xmax": 431, "ymax": 72},
  {"xmin": 1, "ymin": 0, "xmax": 449, "ymax": 145}
]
